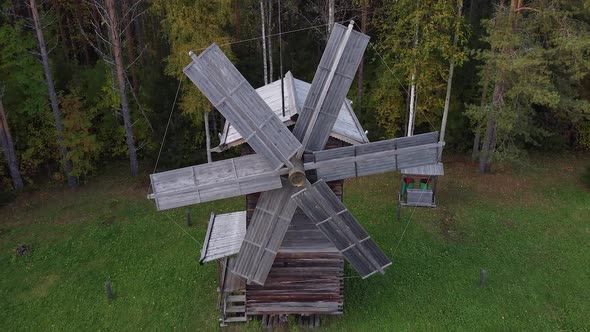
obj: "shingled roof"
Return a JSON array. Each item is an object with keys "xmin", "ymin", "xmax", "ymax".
[{"xmin": 213, "ymin": 71, "xmax": 369, "ymax": 152}]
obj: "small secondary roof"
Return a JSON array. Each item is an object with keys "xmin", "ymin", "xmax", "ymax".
[
  {"xmin": 401, "ymin": 162, "xmax": 444, "ymax": 176},
  {"xmin": 200, "ymin": 211, "xmax": 247, "ymax": 264}
]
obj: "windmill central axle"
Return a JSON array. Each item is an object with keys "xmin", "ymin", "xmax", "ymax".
[{"xmin": 287, "ymin": 158, "xmax": 306, "ymax": 187}]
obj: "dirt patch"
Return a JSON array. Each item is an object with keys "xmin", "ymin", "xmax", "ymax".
[
  {"xmin": 438, "ymin": 209, "xmax": 463, "ymax": 243},
  {"xmin": 502, "ymin": 219, "xmax": 515, "ymax": 229},
  {"xmin": 102, "ymin": 215, "xmax": 116, "ymax": 226},
  {"xmin": 31, "ymin": 273, "xmax": 59, "ymax": 298}
]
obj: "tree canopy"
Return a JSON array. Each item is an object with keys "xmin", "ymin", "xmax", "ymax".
[{"xmin": 0, "ymin": 0, "xmax": 588, "ymax": 190}]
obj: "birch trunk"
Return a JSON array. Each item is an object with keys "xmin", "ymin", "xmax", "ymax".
[
  {"xmin": 356, "ymin": 0, "xmax": 367, "ymax": 115},
  {"xmin": 407, "ymin": 15, "xmax": 420, "ymax": 137},
  {"xmin": 106, "ymin": 0, "xmax": 139, "ymax": 176},
  {"xmin": 0, "ymin": 98, "xmax": 24, "ymax": 190},
  {"xmin": 407, "ymin": 74, "xmax": 417, "ymax": 137},
  {"xmin": 328, "ymin": 0, "xmax": 335, "ymax": 34},
  {"xmin": 438, "ymin": 0, "xmax": 463, "ymax": 161},
  {"xmin": 260, "ymin": 0, "xmax": 268, "ymax": 85},
  {"xmin": 123, "ymin": 0, "xmax": 139, "ymax": 96},
  {"xmin": 30, "ymin": 0, "xmax": 77, "ymax": 187},
  {"xmin": 267, "ymin": 0, "xmax": 273, "ymax": 81}
]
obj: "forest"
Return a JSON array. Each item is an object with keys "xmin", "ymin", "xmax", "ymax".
[{"xmin": 0, "ymin": 0, "xmax": 588, "ymax": 194}]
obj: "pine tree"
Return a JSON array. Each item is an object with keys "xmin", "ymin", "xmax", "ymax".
[{"xmin": 469, "ymin": 0, "xmax": 590, "ymax": 173}]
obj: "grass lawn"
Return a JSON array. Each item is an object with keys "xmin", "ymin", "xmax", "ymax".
[{"xmin": 1, "ymin": 154, "xmax": 589, "ymax": 331}]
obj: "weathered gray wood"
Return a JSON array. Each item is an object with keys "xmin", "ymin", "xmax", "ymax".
[
  {"xmin": 401, "ymin": 162, "xmax": 444, "ymax": 176},
  {"xmin": 149, "ymin": 154, "xmax": 285, "ymax": 210},
  {"xmin": 293, "ymin": 23, "xmax": 370, "ymax": 152},
  {"xmin": 200, "ymin": 211, "xmax": 247, "ymax": 264},
  {"xmin": 297, "ymin": 23, "xmax": 355, "ymax": 157},
  {"xmin": 200, "ymin": 212, "xmax": 216, "ymax": 263},
  {"xmin": 184, "ymin": 44, "xmax": 302, "ymax": 170},
  {"xmin": 308, "ymin": 132, "xmax": 441, "ymax": 182},
  {"xmin": 406, "ymin": 189, "xmax": 434, "ymax": 206},
  {"xmin": 291, "ymin": 180, "xmax": 391, "ymax": 279},
  {"xmin": 232, "ymin": 182, "xmax": 301, "ymax": 285}
]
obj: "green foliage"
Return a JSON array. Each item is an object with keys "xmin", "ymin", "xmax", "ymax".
[
  {"xmin": 467, "ymin": 1, "xmax": 590, "ymax": 163},
  {"xmin": 82, "ymin": 62, "xmax": 153, "ymax": 161},
  {"xmin": 60, "ymin": 90, "xmax": 101, "ymax": 178},
  {"xmin": 0, "ymin": 19, "xmax": 59, "ymax": 183},
  {"xmin": 370, "ymin": 63, "xmax": 405, "ymax": 138},
  {"xmin": 374, "ymin": 0, "xmax": 468, "ymax": 134},
  {"xmin": 150, "ymin": 0, "xmax": 234, "ymax": 130}
]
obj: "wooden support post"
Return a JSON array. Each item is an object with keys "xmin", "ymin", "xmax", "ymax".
[{"xmin": 205, "ymin": 111, "xmax": 212, "ymax": 163}]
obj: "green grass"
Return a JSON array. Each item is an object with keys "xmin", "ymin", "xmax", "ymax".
[{"xmin": 1, "ymin": 155, "xmax": 589, "ymax": 331}]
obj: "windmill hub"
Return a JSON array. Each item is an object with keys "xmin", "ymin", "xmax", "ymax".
[{"xmin": 287, "ymin": 158, "xmax": 306, "ymax": 187}]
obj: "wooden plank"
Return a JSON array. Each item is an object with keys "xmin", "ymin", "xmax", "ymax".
[
  {"xmin": 246, "ymin": 251, "xmax": 343, "ymax": 315},
  {"xmin": 184, "ymin": 44, "xmax": 302, "ymax": 170},
  {"xmin": 291, "ymin": 180, "xmax": 392, "ymax": 279}
]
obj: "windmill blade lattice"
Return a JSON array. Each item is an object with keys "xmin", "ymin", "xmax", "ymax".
[
  {"xmin": 293, "ymin": 22, "xmax": 369, "ymax": 153},
  {"xmin": 291, "ymin": 180, "xmax": 391, "ymax": 278},
  {"xmin": 184, "ymin": 44, "xmax": 302, "ymax": 170},
  {"xmin": 232, "ymin": 180, "xmax": 302, "ymax": 285}
]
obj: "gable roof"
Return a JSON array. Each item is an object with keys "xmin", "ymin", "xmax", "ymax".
[{"xmin": 213, "ymin": 71, "xmax": 369, "ymax": 152}]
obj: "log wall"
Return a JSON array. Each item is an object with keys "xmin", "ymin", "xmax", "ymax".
[{"xmin": 242, "ymin": 137, "xmax": 346, "ymax": 315}]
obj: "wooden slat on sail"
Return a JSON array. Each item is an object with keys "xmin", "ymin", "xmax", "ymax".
[
  {"xmin": 291, "ymin": 180, "xmax": 391, "ymax": 279},
  {"xmin": 292, "ymin": 23, "xmax": 369, "ymax": 152},
  {"xmin": 309, "ymin": 132, "xmax": 441, "ymax": 182},
  {"xmin": 232, "ymin": 182, "xmax": 302, "ymax": 285},
  {"xmin": 149, "ymin": 154, "xmax": 284, "ymax": 211}
]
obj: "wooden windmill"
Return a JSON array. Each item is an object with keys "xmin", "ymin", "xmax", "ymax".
[{"xmin": 148, "ymin": 22, "xmax": 443, "ymax": 327}]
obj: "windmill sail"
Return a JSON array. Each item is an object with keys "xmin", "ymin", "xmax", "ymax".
[
  {"xmin": 291, "ymin": 180, "xmax": 391, "ymax": 278},
  {"xmin": 148, "ymin": 154, "xmax": 284, "ymax": 211},
  {"xmin": 292, "ymin": 23, "xmax": 369, "ymax": 152},
  {"xmin": 232, "ymin": 181, "xmax": 302, "ymax": 285},
  {"xmin": 307, "ymin": 132, "xmax": 442, "ymax": 182},
  {"xmin": 184, "ymin": 44, "xmax": 302, "ymax": 170}
]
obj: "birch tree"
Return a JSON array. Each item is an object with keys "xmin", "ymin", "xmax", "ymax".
[
  {"xmin": 0, "ymin": 96, "xmax": 24, "ymax": 190},
  {"xmin": 30, "ymin": 0, "xmax": 78, "ymax": 186},
  {"xmin": 374, "ymin": 0, "xmax": 467, "ymax": 137}
]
